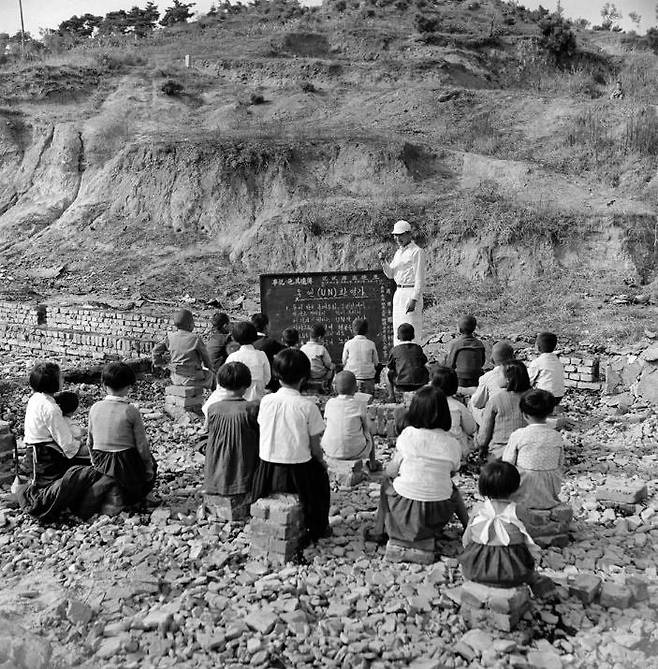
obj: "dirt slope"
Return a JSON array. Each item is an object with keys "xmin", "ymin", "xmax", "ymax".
[{"xmin": 0, "ymin": 2, "xmax": 656, "ymax": 339}]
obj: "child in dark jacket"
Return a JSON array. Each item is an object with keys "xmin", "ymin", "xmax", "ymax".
[
  {"xmin": 446, "ymin": 315, "xmax": 485, "ymax": 395},
  {"xmin": 386, "ymin": 323, "xmax": 429, "ymax": 402}
]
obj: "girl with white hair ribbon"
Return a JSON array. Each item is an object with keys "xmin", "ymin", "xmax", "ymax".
[
  {"xmin": 378, "ymin": 220, "xmax": 426, "ymax": 346},
  {"xmin": 459, "ymin": 461, "xmax": 539, "ymax": 588}
]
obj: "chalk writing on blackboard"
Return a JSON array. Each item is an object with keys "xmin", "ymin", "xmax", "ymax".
[{"xmin": 260, "ymin": 271, "xmax": 395, "ymax": 362}]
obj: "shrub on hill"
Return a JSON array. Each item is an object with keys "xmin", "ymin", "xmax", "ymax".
[{"xmin": 539, "ymin": 12, "xmax": 576, "ymax": 66}]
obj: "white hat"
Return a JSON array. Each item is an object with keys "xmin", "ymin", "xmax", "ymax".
[{"xmin": 392, "ymin": 220, "xmax": 412, "ymax": 235}]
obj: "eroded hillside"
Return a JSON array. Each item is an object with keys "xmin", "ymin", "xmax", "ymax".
[{"xmin": 0, "ymin": 0, "xmax": 656, "ymax": 339}]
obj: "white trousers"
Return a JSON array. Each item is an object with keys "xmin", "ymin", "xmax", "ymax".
[{"xmin": 392, "ymin": 287, "xmax": 423, "ymax": 345}]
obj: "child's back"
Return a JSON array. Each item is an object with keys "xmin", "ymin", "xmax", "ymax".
[
  {"xmin": 321, "ymin": 392, "xmax": 371, "ymax": 460},
  {"xmin": 459, "ymin": 462, "xmax": 536, "ymax": 588},
  {"xmin": 300, "ymin": 341, "xmax": 333, "ymax": 380},
  {"xmin": 388, "ymin": 342, "xmax": 429, "ymax": 387},
  {"xmin": 205, "ymin": 399, "xmax": 259, "ymax": 495},
  {"xmin": 225, "ymin": 322, "xmax": 271, "ymax": 401},
  {"xmin": 342, "ymin": 319, "xmax": 378, "ymax": 383},
  {"xmin": 527, "ymin": 332, "xmax": 565, "ymax": 401},
  {"xmin": 528, "ymin": 352, "xmax": 565, "ymax": 399},
  {"xmin": 446, "ymin": 316, "xmax": 485, "ymax": 389},
  {"xmin": 503, "ymin": 389, "xmax": 564, "ymax": 511},
  {"xmin": 446, "ymin": 395, "xmax": 476, "ymax": 457}
]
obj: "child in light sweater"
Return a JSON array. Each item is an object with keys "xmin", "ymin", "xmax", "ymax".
[
  {"xmin": 88, "ymin": 362, "xmax": 157, "ymax": 508},
  {"xmin": 321, "ymin": 371, "xmax": 378, "ymax": 470},
  {"xmin": 527, "ymin": 332, "xmax": 565, "ymax": 405}
]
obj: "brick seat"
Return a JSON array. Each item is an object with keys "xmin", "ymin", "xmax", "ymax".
[
  {"xmin": 249, "ymin": 494, "xmax": 305, "ymax": 565},
  {"xmin": 460, "ymin": 580, "xmax": 531, "ymax": 632}
]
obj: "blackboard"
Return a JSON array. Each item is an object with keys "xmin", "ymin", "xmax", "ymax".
[{"xmin": 260, "ymin": 271, "xmax": 395, "ymax": 362}]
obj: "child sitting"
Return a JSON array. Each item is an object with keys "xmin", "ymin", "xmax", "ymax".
[
  {"xmin": 502, "ymin": 389, "xmax": 565, "ymax": 511},
  {"xmin": 88, "ymin": 362, "xmax": 157, "ymax": 508},
  {"xmin": 431, "ymin": 366, "xmax": 476, "ymax": 462},
  {"xmin": 342, "ymin": 318, "xmax": 379, "ymax": 395},
  {"xmin": 251, "ymin": 348, "xmax": 330, "ymax": 546},
  {"xmin": 527, "ymin": 332, "xmax": 565, "ymax": 405},
  {"xmin": 225, "ymin": 321, "xmax": 271, "ymax": 402},
  {"xmin": 18, "ymin": 362, "xmax": 102, "ymax": 522},
  {"xmin": 152, "ymin": 308, "xmax": 213, "ymax": 388},
  {"xmin": 366, "ymin": 386, "xmax": 464, "ymax": 544},
  {"xmin": 386, "ymin": 323, "xmax": 429, "ymax": 402},
  {"xmin": 477, "ymin": 360, "xmax": 530, "ymax": 461},
  {"xmin": 321, "ymin": 371, "xmax": 378, "ymax": 470},
  {"xmin": 282, "ymin": 327, "xmax": 300, "ymax": 349},
  {"xmin": 470, "ymin": 340, "xmax": 514, "ymax": 425},
  {"xmin": 459, "ymin": 461, "xmax": 537, "ymax": 588},
  {"xmin": 204, "ymin": 362, "xmax": 259, "ymax": 496},
  {"xmin": 54, "ymin": 391, "xmax": 83, "ymax": 441},
  {"xmin": 206, "ymin": 312, "xmax": 232, "ymax": 372},
  {"xmin": 446, "ymin": 315, "xmax": 486, "ymax": 396},
  {"xmin": 300, "ymin": 323, "xmax": 335, "ymax": 390}
]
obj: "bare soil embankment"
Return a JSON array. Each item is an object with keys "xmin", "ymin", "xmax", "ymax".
[{"xmin": 0, "ymin": 5, "xmax": 656, "ymax": 339}]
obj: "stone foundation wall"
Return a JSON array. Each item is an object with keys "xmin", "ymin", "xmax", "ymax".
[{"xmin": 0, "ymin": 300, "xmax": 172, "ymax": 360}]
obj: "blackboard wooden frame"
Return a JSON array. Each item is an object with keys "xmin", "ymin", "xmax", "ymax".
[{"xmin": 260, "ymin": 270, "xmax": 395, "ymax": 362}]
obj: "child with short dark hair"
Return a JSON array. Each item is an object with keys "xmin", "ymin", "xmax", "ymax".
[
  {"xmin": 54, "ymin": 390, "xmax": 82, "ymax": 441},
  {"xmin": 152, "ymin": 308, "xmax": 214, "ymax": 388},
  {"xmin": 88, "ymin": 362, "xmax": 157, "ymax": 508},
  {"xmin": 19, "ymin": 362, "xmax": 101, "ymax": 521},
  {"xmin": 459, "ymin": 461, "xmax": 537, "ymax": 587},
  {"xmin": 366, "ymin": 386, "xmax": 465, "ymax": 544},
  {"xmin": 431, "ymin": 366, "xmax": 476, "ymax": 461},
  {"xmin": 282, "ymin": 327, "xmax": 300, "ymax": 349},
  {"xmin": 527, "ymin": 332, "xmax": 565, "ymax": 403},
  {"xmin": 321, "ymin": 371, "xmax": 378, "ymax": 470},
  {"xmin": 503, "ymin": 389, "xmax": 564, "ymax": 511},
  {"xmin": 251, "ymin": 312, "xmax": 285, "ymax": 392},
  {"xmin": 251, "ymin": 348, "xmax": 331, "ymax": 546},
  {"xmin": 342, "ymin": 318, "xmax": 379, "ymax": 395},
  {"xmin": 446, "ymin": 315, "xmax": 486, "ymax": 395},
  {"xmin": 300, "ymin": 323, "xmax": 335, "ymax": 389},
  {"xmin": 225, "ymin": 321, "xmax": 271, "ymax": 401},
  {"xmin": 206, "ymin": 312, "xmax": 232, "ymax": 371},
  {"xmin": 204, "ymin": 362, "xmax": 259, "ymax": 496},
  {"xmin": 477, "ymin": 360, "xmax": 530, "ymax": 461},
  {"xmin": 386, "ymin": 323, "xmax": 429, "ymax": 402}
]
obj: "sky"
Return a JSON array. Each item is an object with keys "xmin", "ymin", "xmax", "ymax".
[{"xmin": 0, "ymin": 0, "xmax": 655, "ymax": 36}]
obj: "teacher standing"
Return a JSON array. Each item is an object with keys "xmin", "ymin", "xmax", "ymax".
[{"xmin": 378, "ymin": 220, "xmax": 426, "ymax": 346}]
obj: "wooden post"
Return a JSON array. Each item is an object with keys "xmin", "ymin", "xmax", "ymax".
[{"xmin": 18, "ymin": 0, "xmax": 26, "ymax": 58}]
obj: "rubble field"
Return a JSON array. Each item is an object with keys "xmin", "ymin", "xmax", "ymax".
[{"xmin": 0, "ymin": 356, "xmax": 657, "ymax": 669}]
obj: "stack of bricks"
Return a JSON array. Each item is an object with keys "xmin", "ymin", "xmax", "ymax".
[
  {"xmin": 385, "ymin": 537, "xmax": 435, "ymax": 565},
  {"xmin": 595, "ymin": 476, "xmax": 648, "ymax": 515},
  {"xmin": 560, "ymin": 354, "xmax": 601, "ymax": 390},
  {"xmin": 0, "ymin": 421, "xmax": 15, "ymax": 486},
  {"xmin": 460, "ymin": 581, "xmax": 531, "ymax": 632},
  {"xmin": 325, "ymin": 456, "xmax": 368, "ymax": 488},
  {"xmin": 367, "ymin": 403, "xmax": 404, "ymax": 439},
  {"xmin": 519, "ymin": 503, "xmax": 573, "ymax": 548},
  {"xmin": 249, "ymin": 494, "xmax": 305, "ymax": 564},
  {"xmin": 203, "ymin": 492, "xmax": 250, "ymax": 522},
  {"xmin": 163, "ymin": 385, "xmax": 204, "ymax": 419}
]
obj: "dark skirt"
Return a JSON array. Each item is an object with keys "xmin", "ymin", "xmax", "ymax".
[
  {"xmin": 205, "ymin": 401, "xmax": 259, "ymax": 496},
  {"xmin": 459, "ymin": 542, "xmax": 535, "ymax": 588},
  {"xmin": 251, "ymin": 458, "xmax": 330, "ymax": 543},
  {"xmin": 374, "ymin": 479, "xmax": 457, "ymax": 543},
  {"xmin": 17, "ymin": 444, "xmax": 111, "ymax": 522},
  {"xmin": 92, "ymin": 449, "xmax": 157, "ymax": 506}
]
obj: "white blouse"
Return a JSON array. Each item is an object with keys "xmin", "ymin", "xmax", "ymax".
[{"xmin": 24, "ymin": 393, "xmax": 79, "ymax": 458}]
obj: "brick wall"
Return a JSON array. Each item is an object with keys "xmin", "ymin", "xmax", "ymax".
[
  {"xmin": 0, "ymin": 301, "xmax": 175, "ymax": 360},
  {"xmin": 561, "ymin": 354, "xmax": 601, "ymax": 390}
]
